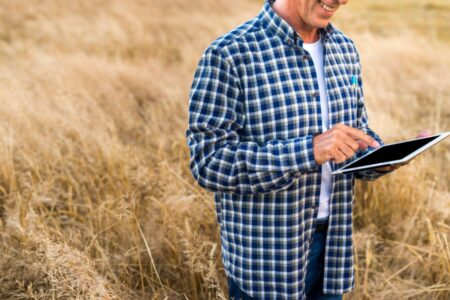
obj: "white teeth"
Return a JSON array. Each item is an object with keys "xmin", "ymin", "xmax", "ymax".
[{"xmin": 319, "ymin": 1, "xmax": 336, "ymax": 12}]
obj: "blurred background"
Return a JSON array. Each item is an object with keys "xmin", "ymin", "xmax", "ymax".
[{"xmin": 0, "ymin": 0, "xmax": 448, "ymax": 299}]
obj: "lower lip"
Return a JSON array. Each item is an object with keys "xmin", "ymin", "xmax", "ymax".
[{"xmin": 318, "ymin": 2, "xmax": 336, "ymax": 17}]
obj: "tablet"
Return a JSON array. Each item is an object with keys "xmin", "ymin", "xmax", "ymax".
[{"xmin": 331, "ymin": 131, "xmax": 450, "ymax": 175}]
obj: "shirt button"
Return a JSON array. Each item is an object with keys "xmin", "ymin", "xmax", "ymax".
[
  {"xmin": 312, "ymin": 92, "xmax": 319, "ymax": 98},
  {"xmin": 302, "ymin": 55, "xmax": 308, "ymax": 60},
  {"xmin": 312, "ymin": 204, "xmax": 318, "ymax": 209}
]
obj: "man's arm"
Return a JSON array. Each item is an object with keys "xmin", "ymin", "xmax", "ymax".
[{"xmin": 186, "ymin": 47, "xmax": 319, "ymax": 195}]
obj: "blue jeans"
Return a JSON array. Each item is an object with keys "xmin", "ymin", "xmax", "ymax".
[
  {"xmin": 228, "ymin": 275, "xmax": 254, "ymax": 300},
  {"xmin": 304, "ymin": 217, "xmax": 343, "ymax": 300},
  {"xmin": 227, "ymin": 217, "xmax": 342, "ymax": 300}
]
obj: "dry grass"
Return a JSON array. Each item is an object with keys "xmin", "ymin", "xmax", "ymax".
[{"xmin": 0, "ymin": 0, "xmax": 448, "ymax": 299}]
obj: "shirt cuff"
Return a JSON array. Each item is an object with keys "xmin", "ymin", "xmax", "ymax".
[{"xmin": 290, "ymin": 135, "xmax": 320, "ymax": 175}]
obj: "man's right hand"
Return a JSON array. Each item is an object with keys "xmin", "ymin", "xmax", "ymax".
[{"xmin": 312, "ymin": 123, "xmax": 381, "ymax": 165}]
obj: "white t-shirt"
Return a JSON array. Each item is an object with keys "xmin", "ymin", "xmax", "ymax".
[{"xmin": 303, "ymin": 36, "xmax": 333, "ymax": 219}]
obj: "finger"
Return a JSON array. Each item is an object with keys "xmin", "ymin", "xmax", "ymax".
[
  {"xmin": 376, "ymin": 166, "xmax": 392, "ymax": 172},
  {"xmin": 336, "ymin": 140, "xmax": 356, "ymax": 159},
  {"xmin": 357, "ymin": 140, "xmax": 368, "ymax": 150},
  {"xmin": 332, "ymin": 124, "xmax": 369, "ymax": 151},
  {"xmin": 324, "ymin": 150, "xmax": 334, "ymax": 162},
  {"xmin": 417, "ymin": 129, "xmax": 432, "ymax": 138},
  {"xmin": 331, "ymin": 147, "xmax": 347, "ymax": 163},
  {"xmin": 335, "ymin": 155, "xmax": 347, "ymax": 164},
  {"xmin": 393, "ymin": 161, "xmax": 411, "ymax": 168},
  {"xmin": 342, "ymin": 126, "xmax": 380, "ymax": 148},
  {"xmin": 339, "ymin": 132, "xmax": 361, "ymax": 152}
]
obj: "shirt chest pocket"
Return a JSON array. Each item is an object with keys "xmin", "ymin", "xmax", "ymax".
[{"xmin": 330, "ymin": 85, "xmax": 359, "ymax": 129}]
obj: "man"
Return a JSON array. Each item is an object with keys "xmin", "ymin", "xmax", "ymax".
[{"xmin": 185, "ymin": 0, "xmax": 431, "ymax": 299}]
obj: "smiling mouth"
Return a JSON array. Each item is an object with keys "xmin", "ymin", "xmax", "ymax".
[{"xmin": 319, "ymin": 0, "xmax": 338, "ymax": 12}]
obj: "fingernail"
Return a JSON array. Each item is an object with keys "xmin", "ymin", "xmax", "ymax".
[{"xmin": 372, "ymin": 141, "xmax": 380, "ymax": 147}]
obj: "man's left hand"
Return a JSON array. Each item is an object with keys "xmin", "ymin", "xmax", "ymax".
[{"xmin": 374, "ymin": 129, "xmax": 433, "ymax": 173}]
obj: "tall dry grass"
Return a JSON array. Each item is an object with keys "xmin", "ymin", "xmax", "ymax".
[{"xmin": 0, "ymin": 0, "xmax": 448, "ymax": 299}]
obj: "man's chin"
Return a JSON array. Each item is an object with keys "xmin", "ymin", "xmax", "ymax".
[
  {"xmin": 316, "ymin": 20, "xmax": 331, "ymax": 29},
  {"xmin": 309, "ymin": 18, "xmax": 331, "ymax": 30}
]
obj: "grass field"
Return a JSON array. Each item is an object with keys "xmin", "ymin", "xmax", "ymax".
[{"xmin": 0, "ymin": 0, "xmax": 449, "ymax": 299}]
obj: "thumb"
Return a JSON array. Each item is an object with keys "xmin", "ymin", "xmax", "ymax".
[{"xmin": 416, "ymin": 129, "xmax": 432, "ymax": 138}]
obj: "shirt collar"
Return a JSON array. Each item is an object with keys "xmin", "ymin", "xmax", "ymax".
[{"xmin": 258, "ymin": 0, "xmax": 336, "ymax": 47}]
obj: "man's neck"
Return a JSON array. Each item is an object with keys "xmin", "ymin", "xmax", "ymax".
[{"xmin": 271, "ymin": 0, "xmax": 320, "ymax": 43}]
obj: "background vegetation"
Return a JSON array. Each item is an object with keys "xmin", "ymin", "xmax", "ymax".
[{"xmin": 0, "ymin": 0, "xmax": 448, "ymax": 299}]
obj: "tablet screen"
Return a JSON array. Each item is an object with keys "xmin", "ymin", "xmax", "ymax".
[{"xmin": 342, "ymin": 136, "xmax": 440, "ymax": 169}]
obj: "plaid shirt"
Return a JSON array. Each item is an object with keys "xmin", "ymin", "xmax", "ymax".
[{"xmin": 186, "ymin": 0, "xmax": 390, "ymax": 298}]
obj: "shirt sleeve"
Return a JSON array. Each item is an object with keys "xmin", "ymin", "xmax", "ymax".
[
  {"xmin": 352, "ymin": 51, "xmax": 394, "ymax": 181},
  {"xmin": 185, "ymin": 47, "xmax": 320, "ymax": 195}
]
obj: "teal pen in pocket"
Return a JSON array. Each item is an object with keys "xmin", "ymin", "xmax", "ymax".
[{"xmin": 351, "ymin": 75, "xmax": 358, "ymax": 97}]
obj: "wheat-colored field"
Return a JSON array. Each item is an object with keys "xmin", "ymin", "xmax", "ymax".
[{"xmin": 0, "ymin": 0, "xmax": 448, "ymax": 299}]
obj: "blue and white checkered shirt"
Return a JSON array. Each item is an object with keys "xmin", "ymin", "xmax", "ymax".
[{"xmin": 186, "ymin": 0, "xmax": 390, "ymax": 298}]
